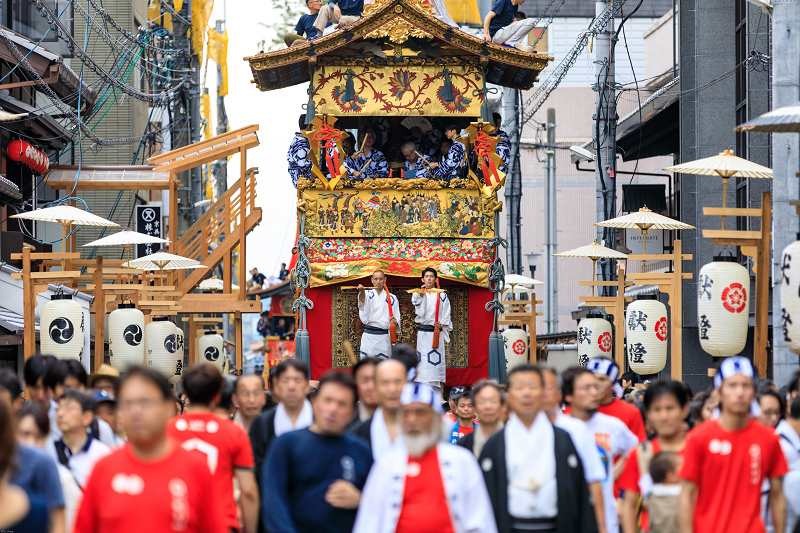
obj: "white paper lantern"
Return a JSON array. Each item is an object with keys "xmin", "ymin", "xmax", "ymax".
[
  {"xmin": 502, "ymin": 328, "xmax": 529, "ymax": 372},
  {"xmin": 577, "ymin": 314, "xmax": 614, "ymax": 365},
  {"xmin": 198, "ymin": 331, "xmax": 226, "ymax": 373},
  {"xmin": 145, "ymin": 317, "xmax": 180, "ymax": 379},
  {"xmin": 780, "ymin": 239, "xmax": 800, "ymax": 354},
  {"xmin": 698, "ymin": 256, "xmax": 750, "ymax": 356},
  {"xmin": 40, "ymin": 294, "xmax": 84, "ymax": 361},
  {"xmin": 108, "ymin": 302, "xmax": 145, "ymax": 371},
  {"xmin": 168, "ymin": 324, "xmax": 186, "ymax": 384},
  {"xmin": 625, "ymin": 294, "xmax": 668, "ymax": 374}
]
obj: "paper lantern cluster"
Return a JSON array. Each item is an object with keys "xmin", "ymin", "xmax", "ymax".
[
  {"xmin": 108, "ymin": 302, "xmax": 145, "ymax": 372},
  {"xmin": 697, "ymin": 256, "xmax": 750, "ymax": 356},
  {"xmin": 780, "ymin": 240, "xmax": 800, "ymax": 354},
  {"xmin": 199, "ymin": 331, "xmax": 226, "ymax": 373},
  {"xmin": 40, "ymin": 294, "xmax": 84, "ymax": 361},
  {"xmin": 625, "ymin": 294, "xmax": 668, "ymax": 374},
  {"xmin": 577, "ymin": 314, "xmax": 613, "ymax": 366}
]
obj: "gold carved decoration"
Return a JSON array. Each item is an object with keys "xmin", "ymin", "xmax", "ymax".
[
  {"xmin": 296, "ymin": 176, "xmax": 479, "ymax": 194},
  {"xmin": 363, "ymin": 0, "xmax": 434, "ymax": 44}
]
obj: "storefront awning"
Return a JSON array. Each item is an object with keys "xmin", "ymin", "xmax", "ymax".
[{"xmin": 616, "ymin": 77, "xmax": 680, "ymax": 162}]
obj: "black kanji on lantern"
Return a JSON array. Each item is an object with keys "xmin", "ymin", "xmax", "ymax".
[
  {"xmin": 781, "ymin": 253, "xmax": 791, "ymax": 285},
  {"xmin": 578, "ymin": 327, "xmax": 592, "ymax": 344},
  {"xmin": 699, "ymin": 314, "xmax": 711, "ymax": 340},
  {"xmin": 628, "ymin": 311, "xmax": 648, "ymax": 331},
  {"xmin": 629, "ymin": 342, "xmax": 647, "ymax": 364},
  {"xmin": 698, "ymin": 274, "xmax": 713, "ymax": 300},
  {"xmin": 782, "ymin": 308, "xmax": 793, "ymax": 343}
]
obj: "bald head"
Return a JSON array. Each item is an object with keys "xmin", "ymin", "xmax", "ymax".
[{"xmin": 375, "ymin": 359, "xmax": 407, "ymax": 412}]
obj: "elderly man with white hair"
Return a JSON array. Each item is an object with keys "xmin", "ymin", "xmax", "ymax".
[{"xmin": 353, "ymin": 382, "xmax": 497, "ymax": 533}]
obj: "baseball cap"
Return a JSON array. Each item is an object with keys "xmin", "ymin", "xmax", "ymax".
[{"xmin": 92, "ymin": 390, "xmax": 116, "ymax": 405}]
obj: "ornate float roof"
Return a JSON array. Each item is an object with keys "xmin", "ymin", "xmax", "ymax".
[{"xmin": 244, "ymin": 0, "xmax": 552, "ymax": 92}]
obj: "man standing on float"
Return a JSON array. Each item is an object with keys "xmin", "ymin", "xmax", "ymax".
[
  {"xmin": 412, "ymin": 267, "xmax": 452, "ymax": 399},
  {"xmin": 358, "ymin": 270, "xmax": 400, "ymax": 359}
]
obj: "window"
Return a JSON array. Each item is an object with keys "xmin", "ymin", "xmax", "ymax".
[{"xmin": 6, "ymin": 0, "xmax": 73, "ymax": 56}]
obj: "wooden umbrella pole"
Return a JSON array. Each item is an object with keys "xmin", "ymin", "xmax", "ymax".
[
  {"xmin": 641, "ymin": 228, "xmax": 648, "ymax": 273},
  {"xmin": 721, "ymin": 177, "xmax": 729, "ymax": 230},
  {"xmin": 60, "ymin": 222, "xmax": 69, "ymax": 271},
  {"xmin": 591, "ymin": 258, "xmax": 597, "ymax": 297}
]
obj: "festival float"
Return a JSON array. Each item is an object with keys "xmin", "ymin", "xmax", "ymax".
[{"xmin": 245, "ymin": 0, "xmax": 551, "ymax": 383}]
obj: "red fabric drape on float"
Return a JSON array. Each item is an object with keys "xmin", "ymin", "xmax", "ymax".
[{"xmin": 304, "ymin": 276, "xmax": 490, "ymax": 385}]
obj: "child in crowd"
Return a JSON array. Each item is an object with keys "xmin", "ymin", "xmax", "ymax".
[{"xmin": 647, "ymin": 451, "xmax": 681, "ymax": 533}]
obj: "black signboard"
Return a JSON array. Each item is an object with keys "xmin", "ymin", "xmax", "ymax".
[{"xmin": 135, "ymin": 204, "xmax": 162, "ymax": 258}]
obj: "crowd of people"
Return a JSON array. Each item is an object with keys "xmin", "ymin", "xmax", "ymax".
[
  {"xmin": 286, "ymin": 114, "xmax": 511, "ymax": 187},
  {"xmin": 1, "ymin": 350, "xmax": 799, "ymax": 533}
]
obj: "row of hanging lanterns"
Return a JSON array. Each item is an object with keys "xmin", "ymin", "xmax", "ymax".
[
  {"xmin": 626, "ymin": 294, "xmax": 668, "ymax": 375},
  {"xmin": 577, "ymin": 313, "xmax": 613, "ymax": 365},
  {"xmin": 42, "ymin": 297, "xmax": 227, "ymax": 383}
]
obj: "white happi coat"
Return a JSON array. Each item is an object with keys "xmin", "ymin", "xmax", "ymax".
[
  {"xmin": 353, "ymin": 443, "xmax": 497, "ymax": 533},
  {"xmin": 412, "ymin": 291, "xmax": 452, "ymax": 385},
  {"xmin": 358, "ymin": 288, "xmax": 400, "ymax": 359}
]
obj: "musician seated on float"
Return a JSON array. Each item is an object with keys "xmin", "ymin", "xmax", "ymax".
[
  {"xmin": 434, "ymin": 125, "xmax": 466, "ymax": 180},
  {"xmin": 286, "ymin": 115, "xmax": 311, "ymax": 188},
  {"xmin": 284, "ymin": 0, "xmax": 330, "ymax": 47},
  {"xmin": 313, "ymin": 0, "xmax": 363, "ymax": 36},
  {"xmin": 490, "ymin": 112, "xmax": 511, "ymax": 172},
  {"xmin": 437, "ymin": 139, "xmax": 452, "ymax": 162},
  {"xmin": 346, "ymin": 129, "xmax": 389, "ymax": 180},
  {"xmin": 400, "ymin": 142, "xmax": 438, "ymax": 180}
]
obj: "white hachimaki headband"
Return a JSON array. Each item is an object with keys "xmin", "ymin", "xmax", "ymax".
[
  {"xmin": 400, "ymin": 382, "xmax": 443, "ymax": 413},
  {"xmin": 586, "ymin": 358, "xmax": 620, "ymax": 383},
  {"xmin": 713, "ymin": 356, "xmax": 756, "ymax": 389}
]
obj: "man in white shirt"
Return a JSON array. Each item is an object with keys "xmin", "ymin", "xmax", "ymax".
[
  {"xmin": 480, "ymin": 364, "xmax": 599, "ymax": 533},
  {"xmin": 53, "ymin": 390, "xmax": 111, "ymax": 488},
  {"xmin": 411, "ymin": 267, "xmax": 452, "ymax": 397},
  {"xmin": 562, "ymin": 366, "xmax": 638, "ymax": 533},
  {"xmin": 357, "ymin": 270, "xmax": 400, "ymax": 359},
  {"xmin": 778, "ymin": 396, "xmax": 800, "ymax": 533},
  {"xmin": 541, "ymin": 367, "xmax": 607, "ymax": 533},
  {"xmin": 351, "ymin": 358, "xmax": 406, "ymax": 460}
]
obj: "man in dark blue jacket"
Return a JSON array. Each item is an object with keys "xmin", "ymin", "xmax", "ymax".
[
  {"xmin": 313, "ymin": 0, "xmax": 364, "ymax": 36},
  {"xmin": 284, "ymin": 0, "xmax": 329, "ymax": 47}
]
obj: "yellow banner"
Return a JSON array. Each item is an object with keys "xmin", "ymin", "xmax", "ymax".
[
  {"xmin": 313, "ymin": 65, "xmax": 485, "ymax": 117},
  {"xmin": 191, "ymin": 0, "xmax": 214, "ymax": 62},
  {"xmin": 200, "ymin": 91, "xmax": 211, "ymax": 139},
  {"xmin": 302, "ymin": 188, "xmax": 495, "ymax": 239},
  {"xmin": 309, "ymin": 259, "xmax": 488, "ymax": 288},
  {"xmin": 207, "ymin": 28, "xmax": 228, "ymax": 96}
]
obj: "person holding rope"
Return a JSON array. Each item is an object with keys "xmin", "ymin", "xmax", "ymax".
[
  {"xmin": 358, "ymin": 270, "xmax": 401, "ymax": 359},
  {"xmin": 411, "ymin": 267, "xmax": 451, "ymax": 399}
]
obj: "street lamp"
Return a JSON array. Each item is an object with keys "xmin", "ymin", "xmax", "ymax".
[{"xmin": 525, "ymin": 253, "xmax": 540, "ymax": 277}]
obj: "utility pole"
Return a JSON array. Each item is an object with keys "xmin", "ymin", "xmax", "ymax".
[
  {"xmin": 771, "ymin": 0, "xmax": 800, "ymax": 385},
  {"xmin": 545, "ymin": 108, "xmax": 558, "ymax": 333},
  {"xmin": 593, "ymin": 0, "xmax": 618, "ymax": 290},
  {"xmin": 170, "ymin": 0, "xmax": 199, "ymax": 235},
  {"xmin": 213, "ymin": 19, "xmax": 229, "ymax": 201},
  {"xmin": 503, "ymin": 87, "xmax": 522, "ymax": 274}
]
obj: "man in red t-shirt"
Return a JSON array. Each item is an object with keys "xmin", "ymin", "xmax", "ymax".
[
  {"xmin": 74, "ymin": 366, "xmax": 223, "ymax": 533},
  {"xmin": 587, "ymin": 358, "xmax": 647, "ymax": 442},
  {"xmin": 167, "ymin": 363, "xmax": 259, "ymax": 533},
  {"xmin": 679, "ymin": 356, "xmax": 788, "ymax": 533},
  {"xmin": 619, "ymin": 380, "xmax": 690, "ymax": 533}
]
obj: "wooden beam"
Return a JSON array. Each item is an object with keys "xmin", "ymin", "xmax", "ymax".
[
  {"xmin": 151, "ymin": 135, "xmax": 259, "ymax": 174},
  {"xmin": 711, "ymin": 238, "xmax": 761, "ymax": 248},
  {"xmin": 670, "ymin": 239, "xmax": 684, "ymax": 381},
  {"xmin": 23, "ymin": 247, "xmax": 35, "ymax": 362},
  {"xmin": 11, "ymin": 252, "xmax": 81, "ymax": 260},
  {"xmin": 148, "ymin": 125, "xmax": 259, "ymax": 165},
  {"xmin": 702, "ymin": 207, "xmax": 764, "ymax": 217},
  {"xmin": 235, "ymin": 312, "xmax": 243, "ymax": 373},
  {"xmin": 702, "ymin": 229, "xmax": 762, "ymax": 240},
  {"xmin": 754, "ymin": 192, "xmax": 771, "ymax": 378},
  {"xmin": 45, "ymin": 180, "xmax": 172, "ymax": 191},
  {"xmin": 93, "ymin": 257, "xmax": 105, "ymax": 372},
  {"xmin": 579, "ymin": 280, "xmax": 634, "ymax": 287}
]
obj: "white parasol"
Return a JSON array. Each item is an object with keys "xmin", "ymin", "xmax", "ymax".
[
  {"xmin": 83, "ymin": 228, "xmax": 169, "ymax": 262},
  {"xmin": 553, "ymin": 241, "xmax": 628, "ymax": 296}
]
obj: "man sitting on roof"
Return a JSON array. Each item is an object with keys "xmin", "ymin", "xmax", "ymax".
[
  {"xmin": 313, "ymin": 0, "xmax": 364, "ymax": 37},
  {"xmin": 482, "ymin": 0, "xmax": 535, "ymax": 52},
  {"xmin": 284, "ymin": 0, "xmax": 331, "ymax": 47}
]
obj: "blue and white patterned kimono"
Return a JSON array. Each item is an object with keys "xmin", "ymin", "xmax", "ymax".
[
  {"xmin": 417, "ymin": 129, "xmax": 443, "ymax": 159},
  {"xmin": 434, "ymin": 139, "xmax": 466, "ymax": 179},
  {"xmin": 346, "ymin": 149, "xmax": 389, "ymax": 180},
  {"xmin": 403, "ymin": 153, "xmax": 433, "ymax": 180},
  {"xmin": 286, "ymin": 132, "xmax": 311, "ymax": 187},
  {"xmin": 495, "ymin": 130, "xmax": 511, "ymax": 172}
]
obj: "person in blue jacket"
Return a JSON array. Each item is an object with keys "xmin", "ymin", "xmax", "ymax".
[{"xmin": 284, "ymin": 0, "xmax": 330, "ymax": 47}]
